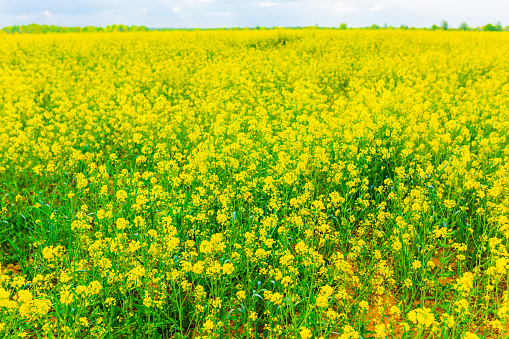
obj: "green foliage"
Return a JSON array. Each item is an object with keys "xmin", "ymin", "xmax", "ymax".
[
  {"xmin": 481, "ymin": 22, "xmax": 503, "ymax": 32},
  {"xmin": 1, "ymin": 23, "xmax": 506, "ymax": 33},
  {"xmin": 458, "ymin": 22, "xmax": 470, "ymax": 31},
  {"xmin": 1, "ymin": 23, "xmax": 149, "ymax": 34},
  {"xmin": 482, "ymin": 23, "xmax": 497, "ymax": 31}
]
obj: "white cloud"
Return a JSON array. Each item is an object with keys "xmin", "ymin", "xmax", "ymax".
[
  {"xmin": 42, "ymin": 10, "xmax": 52, "ymax": 17},
  {"xmin": 259, "ymin": 2, "xmax": 277, "ymax": 8},
  {"xmin": 173, "ymin": 5, "xmax": 181, "ymax": 12},
  {"xmin": 184, "ymin": 0, "xmax": 214, "ymax": 4},
  {"xmin": 370, "ymin": 4, "xmax": 385, "ymax": 12}
]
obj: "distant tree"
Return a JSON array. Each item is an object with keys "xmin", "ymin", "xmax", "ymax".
[
  {"xmin": 483, "ymin": 23, "xmax": 497, "ymax": 31},
  {"xmin": 370, "ymin": 24, "xmax": 380, "ymax": 29},
  {"xmin": 496, "ymin": 21, "xmax": 502, "ymax": 31},
  {"xmin": 441, "ymin": 20, "xmax": 448, "ymax": 30},
  {"xmin": 431, "ymin": 24, "xmax": 439, "ymax": 31},
  {"xmin": 458, "ymin": 22, "xmax": 470, "ymax": 31},
  {"xmin": 339, "ymin": 23, "xmax": 347, "ymax": 30},
  {"xmin": 400, "ymin": 24, "xmax": 408, "ymax": 30}
]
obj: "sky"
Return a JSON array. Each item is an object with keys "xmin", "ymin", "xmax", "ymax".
[{"xmin": 0, "ymin": 0, "xmax": 507, "ymax": 29}]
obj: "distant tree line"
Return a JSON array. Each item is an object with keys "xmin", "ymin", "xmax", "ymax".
[
  {"xmin": 338, "ymin": 21, "xmax": 508, "ymax": 31},
  {"xmin": 430, "ymin": 21, "xmax": 506, "ymax": 31},
  {"xmin": 0, "ymin": 24, "xmax": 149, "ymax": 34},
  {"xmin": 1, "ymin": 22, "xmax": 507, "ymax": 34}
]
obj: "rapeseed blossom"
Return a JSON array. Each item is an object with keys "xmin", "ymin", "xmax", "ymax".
[{"xmin": 0, "ymin": 28, "xmax": 508, "ymax": 338}]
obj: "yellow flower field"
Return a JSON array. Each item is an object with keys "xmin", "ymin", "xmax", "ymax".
[{"xmin": 0, "ymin": 29, "xmax": 508, "ymax": 338}]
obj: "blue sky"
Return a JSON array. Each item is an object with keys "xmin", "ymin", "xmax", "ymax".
[{"xmin": 0, "ymin": 0, "xmax": 507, "ymax": 29}]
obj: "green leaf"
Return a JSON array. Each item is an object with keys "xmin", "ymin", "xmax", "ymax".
[
  {"xmin": 437, "ymin": 301, "xmax": 451, "ymax": 310},
  {"xmin": 438, "ymin": 271, "xmax": 455, "ymax": 278}
]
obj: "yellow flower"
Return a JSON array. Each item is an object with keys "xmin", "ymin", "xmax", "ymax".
[
  {"xmin": 411, "ymin": 260, "xmax": 422, "ymax": 270},
  {"xmin": 59, "ymin": 270, "xmax": 72, "ymax": 284},
  {"xmin": 42, "ymin": 245, "xmax": 64, "ymax": 261},
  {"xmin": 203, "ymin": 319, "xmax": 214, "ymax": 333},
  {"xmin": 319, "ymin": 285, "xmax": 334, "ymax": 297},
  {"xmin": 326, "ymin": 309, "xmax": 339, "ymax": 320},
  {"xmin": 441, "ymin": 314, "xmax": 455, "ymax": 328},
  {"xmin": 79, "ymin": 317, "xmax": 89, "ymax": 327},
  {"xmin": 454, "ymin": 272, "xmax": 474, "ymax": 294},
  {"xmin": 455, "ymin": 298, "xmax": 469, "ymax": 314},
  {"xmin": 222, "ymin": 262, "xmax": 234, "ymax": 275},
  {"xmin": 443, "ymin": 199, "xmax": 456, "ymax": 209},
  {"xmin": 316, "ymin": 294, "xmax": 328, "ymax": 308},
  {"xmin": 116, "ymin": 190, "xmax": 128, "ymax": 203},
  {"xmin": 88, "ymin": 281, "xmax": 102, "ymax": 295},
  {"xmin": 194, "ymin": 285, "xmax": 207, "ymax": 300},
  {"xmin": 407, "ymin": 307, "xmax": 435, "ymax": 328},
  {"xmin": 16, "ymin": 290, "xmax": 32, "ymax": 303},
  {"xmin": 11, "ymin": 276, "xmax": 26, "ymax": 289},
  {"xmin": 497, "ymin": 305, "xmax": 509, "ymax": 319},
  {"xmin": 359, "ymin": 300, "xmax": 369, "ymax": 311},
  {"xmin": 105, "ymin": 297, "xmax": 116, "ymax": 307},
  {"xmin": 269, "ymin": 292, "xmax": 284, "ymax": 306},
  {"xmin": 300, "ymin": 327, "xmax": 313, "ymax": 339},
  {"xmin": 59, "ymin": 285, "xmax": 75, "ymax": 305},
  {"xmin": 374, "ymin": 324, "xmax": 386, "ymax": 338},
  {"xmin": 249, "ymin": 311, "xmax": 258, "ymax": 321},
  {"xmin": 389, "ymin": 305, "xmax": 401, "ymax": 317},
  {"xmin": 115, "ymin": 218, "xmax": 129, "ymax": 230},
  {"xmin": 236, "ymin": 291, "xmax": 246, "ymax": 301},
  {"xmin": 339, "ymin": 325, "xmax": 359, "ymax": 339}
]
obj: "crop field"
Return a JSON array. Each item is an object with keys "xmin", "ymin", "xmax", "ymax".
[{"xmin": 0, "ymin": 29, "xmax": 508, "ymax": 338}]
